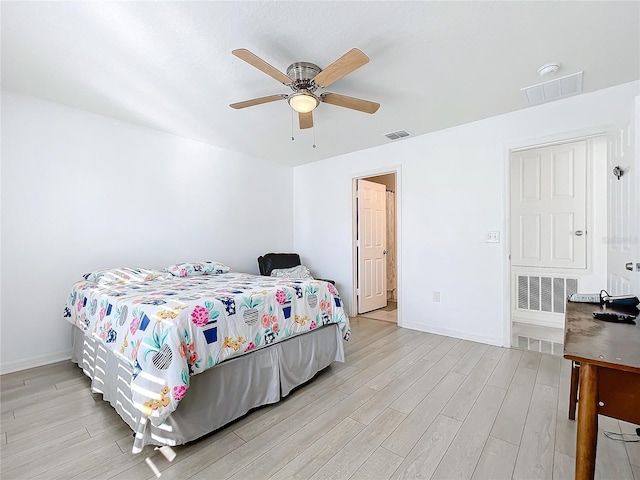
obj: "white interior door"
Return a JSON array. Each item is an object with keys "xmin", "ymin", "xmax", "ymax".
[
  {"xmin": 511, "ymin": 141, "xmax": 587, "ymax": 269},
  {"xmin": 607, "ymin": 97, "xmax": 640, "ymax": 295},
  {"xmin": 357, "ymin": 179, "xmax": 387, "ymax": 313}
]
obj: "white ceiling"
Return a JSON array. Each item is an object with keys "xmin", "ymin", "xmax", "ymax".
[{"xmin": 2, "ymin": 1, "xmax": 639, "ymax": 166}]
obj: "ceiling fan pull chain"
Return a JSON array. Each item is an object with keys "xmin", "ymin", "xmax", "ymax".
[
  {"xmin": 291, "ymin": 109, "xmax": 295, "ymax": 141},
  {"xmin": 312, "ymin": 124, "xmax": 316, "ymax": 149}
]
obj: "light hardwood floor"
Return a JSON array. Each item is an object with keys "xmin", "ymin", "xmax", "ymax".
[{"xmin": 1, "ymin": 317, "xmax": 638, "ymax": 479}]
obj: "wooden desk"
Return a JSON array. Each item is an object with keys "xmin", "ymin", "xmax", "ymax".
[{"xmin": 564, "ymin": 302, "xmax": 640, "ymax": 480}]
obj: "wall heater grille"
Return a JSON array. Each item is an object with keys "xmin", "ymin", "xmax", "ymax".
[{"xmin": 517, "ymin": 275, "xmax": 577, "ymax": 314}]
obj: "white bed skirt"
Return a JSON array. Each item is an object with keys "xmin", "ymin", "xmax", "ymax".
[{"xmin": 71, "ymin": 323, "xmax": 344, "ymax": 452}]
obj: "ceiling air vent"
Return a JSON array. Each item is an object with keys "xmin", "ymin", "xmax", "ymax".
[
  {"xmin": 384, "ymin": 129, "xmax": 411, "ymax": 140},
  {"xmin": 521, "ymin": 71, "xmax": 583, "ymax": 106}
]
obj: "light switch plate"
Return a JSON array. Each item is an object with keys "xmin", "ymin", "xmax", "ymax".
[{"xmin": 486, "ymin": 231, "xmax": 500, "ymax": 243}]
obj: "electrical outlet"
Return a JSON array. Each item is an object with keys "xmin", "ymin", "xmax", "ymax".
[
  {"xmin": 433, "ymin": 291, "xmax": 441, "ymax": 302},
  {"xmin": 486, "ymin": 231, "xmax": 500, "ymax": 243}
]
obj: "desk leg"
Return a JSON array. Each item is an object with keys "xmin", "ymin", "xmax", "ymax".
[{"xmin": 575, "ymin": 363, "xmax": 598, "ymax": 480}]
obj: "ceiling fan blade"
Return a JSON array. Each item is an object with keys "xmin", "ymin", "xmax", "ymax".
[
  {"xmin": 312, "ymin": 48, "xmax": 369, "ymax": 88},
  {"xmin": 320, "ymin": 93, "xmax": 380, "ymax": 114},
  {"xmin": 232, "ymin": 49, "xmax": 292, "ymax": 85},
  {"xmin": 299, "ymin": 111, "xmax": 313, "ymax": 129},
  {"xmin": 229, "ymin": 94, "xmax": 286, "ymax": 109}
]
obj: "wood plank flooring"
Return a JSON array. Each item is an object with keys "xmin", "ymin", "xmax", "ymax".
[{"xmin": 1, "ymin": 316, "xmax": 638, "ymax": 479}]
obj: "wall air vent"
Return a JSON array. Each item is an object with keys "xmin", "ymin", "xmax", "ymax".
[
  {"xmin": 521, "ymin": 71, "xmax": 583, "ymax": 106},
  {"xmin": 517, "ymin": 275, "xmax": 578, "ymax": 314},
  {"xmin": 384, "ymin": 130, "xmax": 411, "ymax": 140}
]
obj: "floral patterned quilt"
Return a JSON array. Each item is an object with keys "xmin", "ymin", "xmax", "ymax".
[{"xmin": 64, "ymin": 271, "xmax": 350, "ymax": 424}]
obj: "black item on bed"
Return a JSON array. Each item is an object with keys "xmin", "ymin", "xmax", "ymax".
[{"xmin": 257, "ymin": 253, "xmax": 335, "ymax": 285}]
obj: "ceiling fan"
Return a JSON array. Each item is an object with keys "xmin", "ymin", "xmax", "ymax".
[{"xmin": 230, "ymin": 48, "xmax": 380, "ymax": 129}]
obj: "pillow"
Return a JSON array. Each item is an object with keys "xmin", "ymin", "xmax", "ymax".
[
  {"xmin": 270, "ymin": 265, "xmax": 313, "ymax": 279},
  {"xmin": 83, "ymin": 267, "xmax": 168, "ymax": 284},
  {"xmin": 165, "ymin": 261, "xmax": 231, "ymax": 277}
]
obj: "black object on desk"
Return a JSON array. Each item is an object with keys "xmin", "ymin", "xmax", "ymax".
[{"xmin": 601, "ymin": 293, "xmax": 639, "ymax": 309}]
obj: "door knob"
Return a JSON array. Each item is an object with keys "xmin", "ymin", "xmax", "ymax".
[
  {"xmin": 575, "ymin": 230, "xmax": 584, "ymax": 236},
  {"xmin": 626, "ymin": 262, "xmax": 636, "ymax": 271},
  {"xmin": 383, "ymin": 250, "xmax": 388, "ymax": 255}
]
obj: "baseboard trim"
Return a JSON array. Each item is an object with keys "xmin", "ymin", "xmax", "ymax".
[
  {"xmin": 1, "ymin": 350, "xmax": 72, "ymax": 375},
  {"xmin": 401, "ymin": 321, "xmax": 504, "ymax": 347}
]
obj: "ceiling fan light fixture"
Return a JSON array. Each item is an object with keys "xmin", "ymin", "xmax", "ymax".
[{"xmin": 288, "ymin": 91, "xmax": 319, "ymax": 113}]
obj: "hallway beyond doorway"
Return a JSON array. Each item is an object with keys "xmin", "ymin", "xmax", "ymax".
[{"xmin": 357, "ymin": 301, "xmax": 397, "ymax": 323}]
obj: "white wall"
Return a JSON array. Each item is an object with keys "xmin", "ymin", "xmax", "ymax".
[
  {"xmin": 293, "ymin": 81, "xmax": 640, "ymax": 346},
  {"xmin": 1, "ymin": 92, "xmax": 293, "ymax": 373}
]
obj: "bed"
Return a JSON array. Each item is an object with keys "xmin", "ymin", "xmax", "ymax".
[{"xmin": 63, "ymin": 263, "xmax": 350, "ymax": 453}]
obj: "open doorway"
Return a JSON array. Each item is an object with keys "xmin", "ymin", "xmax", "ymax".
[
  {"xmin": 508, "ymin": 136, "xmax": 608, "ymax": 353},
  {"xmin": 352, "ymin": 172, "xmax": 398, "ymax": 324}
]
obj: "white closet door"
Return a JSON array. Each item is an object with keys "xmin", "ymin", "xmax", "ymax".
[
  {"xmin": 607, "ymin": 97, "xmax": 640, "ymax": 295},
  {"xmin": 511, "ymin": 141, "xmax": 587, "ymax": 269}
]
